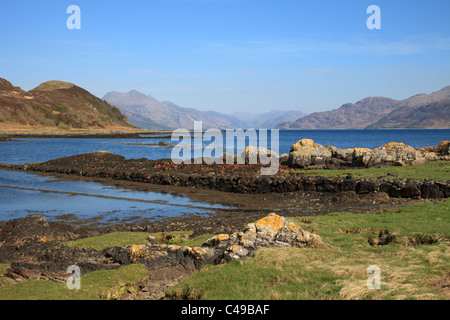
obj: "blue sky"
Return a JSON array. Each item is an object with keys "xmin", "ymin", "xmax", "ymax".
[{"xmin": 1, "ymin": 0, "xmax": 450, "ymax": 114}]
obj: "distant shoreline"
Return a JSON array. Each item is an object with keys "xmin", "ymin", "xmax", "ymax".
[{"xmin": 0, "ymin": 129, "xmax": 171, "ymax": 139}]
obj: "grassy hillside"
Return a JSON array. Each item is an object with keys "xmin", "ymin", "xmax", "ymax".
[{"xmin": 0, "ymin": 78, "xmax": 136, "ymax": 131}]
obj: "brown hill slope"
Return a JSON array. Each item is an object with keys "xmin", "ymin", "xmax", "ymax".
[
  {"xmin": 0, "ymin": 78, "xmax": 136, "ymax": 131},
  {"xmin": 280, "ymin": 86, "xmax": 450, "ymax": 129},
  {"xmin": 366, "ymin": 99, "xmax": 450, "ymax": 129},
  {"xmin": 278, "ymin": 97, "xmax": 400, "ymax": 129}
]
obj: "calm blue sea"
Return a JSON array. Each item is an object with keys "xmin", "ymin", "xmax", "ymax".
[
  {"xmin": 0, "ymin": 129, "xmax": 448, "ymax": 223},
  {"xmin": 0, "ymin": 129, "xmax": 449, "ymax": 164}
]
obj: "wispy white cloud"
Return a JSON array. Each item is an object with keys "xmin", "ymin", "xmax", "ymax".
[{"xmin": 200, "ymin": 34, "xmax": 450, "ymax": 56}]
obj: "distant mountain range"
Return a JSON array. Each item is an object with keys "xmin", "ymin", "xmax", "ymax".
[
  {"xmin": 2, "ymin": 77, "xmax": 448, "ymax": 132},
  {"xmin": 103, "ymin": 90, "xmax": 307, "ymax": 130},
  {"xmin": 278, "ymin": 86, "xmax": 450, "ymax": 129},
  {"xmin": 0, "ymin": 78, "xmax": 135, "ymax": 130}
]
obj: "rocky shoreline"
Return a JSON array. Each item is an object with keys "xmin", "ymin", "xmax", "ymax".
[
  {"xmin": 0, "ymin": 212, "xmax": 324, "ymax": 300},
  {"xmin": 2, "ymin": 147, "xmax": 448, "ymax": 199}
]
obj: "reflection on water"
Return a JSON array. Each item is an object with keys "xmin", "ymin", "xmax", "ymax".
[{"xmin": 0, "ymin": 170, "xmax": 230, "ymax": 224}]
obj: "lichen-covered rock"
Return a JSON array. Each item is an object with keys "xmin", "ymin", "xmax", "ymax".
[
  {"xmin": 279, "ymin": 153, "xmax": 289, "ymax": 164},
  {"xmin": 287, "ymin": 139, "xmax": 450, "ymax": 169},
  {"xmin": 106, "ymin": 214, "xmax": 325, "ymax": 269},
  {"xmin": 203, "ymin": 213, "xmax": 325, "ymax": 261},
  {"xmin": 288, "ymin": 139, "xmax": 332, "ymax": 168},
  {"xmin": 367, "ymin": 142, "xmax": 419, "ymax": 167},
  {"xmin": 327, "ymin": 145, "xmax": 354, "ymax": 162},
  {"xmin": 437, "ymin": 141, "xmax": 450, "ymax": 155},
  {"xmin": 416, "ymin": 141, "xmax": 450, "ymax": 160},
  {"xmin": 237, "ymin": 146, "xmax": 278, "ymax": 164}
]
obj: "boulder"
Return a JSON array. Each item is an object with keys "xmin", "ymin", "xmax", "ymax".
[
  {"xmin": 367, "ymin": 142, "xmax": 419, "ymax": 167},
  {"xmin": 352, "ymin": 148, "xmax": 374, "ymax": 166},
  {"xmin": 327, "ymin": 145, "xmax": 354, "ymax": 162},
  {"xmin": 437, "ymin": 141, "xmax": 450, "ymax": 155},
  {"xmin": 203, "ymin": 213, "xmax": 325, "ymax": 261},
  {"xmin": 158, "ymin": 141, "xmax": 169, "ymax": 147},
  {"xmin": 288, "ymin": 139, "xmax": 332, "ymax": 168},
  {"xmin": 237, "ymin": 146, "xmax": 278, "ymax": 164},
  {"xmin": 279, "ymin": 153, "xmax": 289, "ymax": 164},
  {"xmin": 106, "ymin": 213, "xmax": 325, "ymax": 269}
]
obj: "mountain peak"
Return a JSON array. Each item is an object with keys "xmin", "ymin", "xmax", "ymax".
[
  {"xmin": 0, "ymin": 78, "xmax": 15, "ymax": 91},
  {"xmin": 31, "ymin": 80, "xmax": 75, "ymax": 92},
  {"xmin": 128, "ymin": 89, "xmax": 144, "ymax": 96},
  {"xmin": 436, "ymin": 85, "xmax": 450, "ymax": 95}
]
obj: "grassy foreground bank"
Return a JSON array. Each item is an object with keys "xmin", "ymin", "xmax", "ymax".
[
  {"xmin": 168, "ymin": 199, "xmax": 450, "ymax": 300},
  {"xmin": 0, "ymin": 200, "xmax": 448, "ymax": 300}
]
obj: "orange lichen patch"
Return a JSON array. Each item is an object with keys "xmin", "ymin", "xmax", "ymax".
[
  {"xmin": 130, "ymin": 244, "xmax": 145, "ymax": 252},
  {"xmin": 38, "ymin": 236, "xmax": 48, "ymax": 243},
  {"xmin": 193, "ymin": 247, "xmax": 207, "ymax": 255},
  {"xmin": 353, "ymin": 147, "xmax": 372, "ymax": 153},
  {"xmin": 292, "ymin": 139, "xmax": 315, "ymax": 151},
  {"xmin": 128, "ymin": 244, "xmax": 149, "ymax": 262},
  {"xmin": 230, "ymin": 244, "xmax": 243, "ymax": 252},
  {"xmin": 216, "ymin": 234, "xmax": 230, "ymax": 241},
  {"xmin": 376, "ymin": 142, "xmax": 416, "ymax": 153},
  {"xmin": 282, "ymin": 222, "xmax": 302, "ymax": 233},
  {"xmin": 255, "ymin": 213, "xmax": 284, "ymax": 231}
]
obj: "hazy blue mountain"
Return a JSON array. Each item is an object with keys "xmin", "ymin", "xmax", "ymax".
[
  {"xmin": 103, "ymin": 90, "xmax": 306, "ymax": 130},
  {"xmin": 231, "ymin": 110, "xmax": 308, "ymax": 128}
]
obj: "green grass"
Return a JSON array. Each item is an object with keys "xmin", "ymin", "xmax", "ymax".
[
  {"xmin": 56, "ymin": 102, "xmax": 69, "ymax": 113},
  {"xmin": 167, "ymin": 199, "xmax": 450, "ymax": 300},
  {"xmin": 0, "ymin": 264, "xmax": 148, "ymax": 300},
  {"xmin": 291, "ymin": 161, "xmax": 450, "ymax": 181}
]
